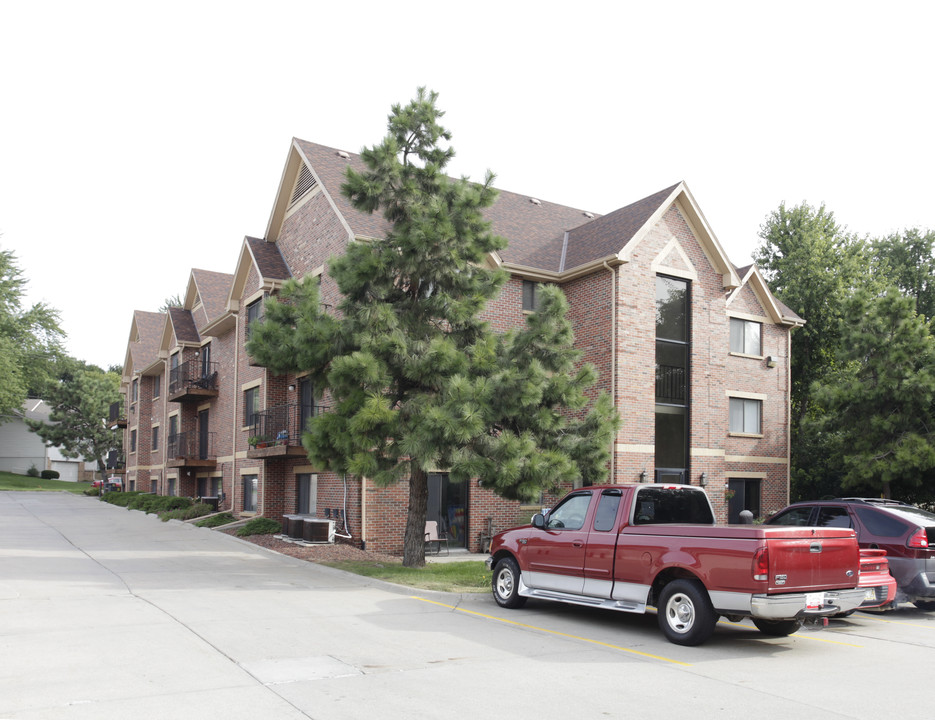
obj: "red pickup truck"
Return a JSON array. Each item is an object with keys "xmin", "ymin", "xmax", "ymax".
[{"xmin": 486, "ymin": 484, "xmax": 866, "ymax": 645}]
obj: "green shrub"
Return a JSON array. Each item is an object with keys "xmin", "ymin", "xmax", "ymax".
[
  {"xmin": 40, "ymin": 470, "xmax": 60, "ymax": 480},
  {"xmin": 27, "ymin": 465, "xmax": 40, "ymax": 477},
  {"xmin": 84, "ymin": 487, "xmax": 101, "ymax": 496},
  {"xmin": 236, "ymin": 517, "xmax": 281, "ymax": 537},
  {"xmin": 103, "ymin": 491, "xmax": 141, "ymax": 507},
  {"xmin": 195, "ymin": 512, "xmax": 236, "ymax": 528},
  {"xmin": 159, "ymin": 503, "xmax": 213, "ymax": 522}
]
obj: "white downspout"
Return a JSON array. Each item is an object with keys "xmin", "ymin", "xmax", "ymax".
[{"xmin": 603, "ymin": 260, "xmax": 617, "ymax": 485}]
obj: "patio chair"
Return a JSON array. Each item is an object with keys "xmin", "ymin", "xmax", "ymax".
[{"xmin": 424, "ymin": 520, "xmax": 449, "ymax": 556}]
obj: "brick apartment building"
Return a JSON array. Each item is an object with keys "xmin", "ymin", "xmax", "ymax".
[{"xmin": 111, "ymin": 138, "xmax": 802, "ymax": 555}]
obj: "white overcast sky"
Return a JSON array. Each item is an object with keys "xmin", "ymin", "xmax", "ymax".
[{"xmin": 1, "ymin": 1, "xmax": 933, "ymax": 370}]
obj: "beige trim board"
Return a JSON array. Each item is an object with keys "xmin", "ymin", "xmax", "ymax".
[
  {"xmin": 725, "ymin": 471, "xmax": 768, "ymax": 479},
  {"xmin": 690, "ymin": 447, "xmax": 726, "ymax": 457},
  {"xmin": 615, "ymin": 444, "xmax": 655, "ymax": 454},
  {"xmin": 727, "ymin": 390, "xmax": 767, "ymax": 401},
  {"xmin": 725, "ymin": 455, "xmax": 788, "ymax": 465}
]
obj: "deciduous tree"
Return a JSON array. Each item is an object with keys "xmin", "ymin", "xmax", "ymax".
[
  {"xmin": 27, "ymin": 359, "xmax": 122, "ymax": 477},
  {"xmin": 0, "ymin": 246, "xmax": 63, "ymax": 418},
  {"xmin": 806, "ymin": 289, "xmax": 935, "ymax": 498}
]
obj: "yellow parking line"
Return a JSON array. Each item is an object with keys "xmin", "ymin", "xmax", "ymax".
[
  {"xmin": 861, "ymin": 615, "xmax": 935, "ymax": 630},
  {"xmin": 412, "ymin": 596, "xmax": 691, "ymax": 666}
]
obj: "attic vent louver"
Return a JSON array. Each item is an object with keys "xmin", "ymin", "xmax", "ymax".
[
  {"xmin": 337, "ymin": 150, "xmax": 350, "ymax": 159},
  {"xmin": 290, "ymin": 164, "xmax": 318, "ymax": 205},
  {"xmin": 583, "ymin": 211, "xmax": 594, "ymax": 218},
  {"xmin": 529, "ymin": 197, "xmax": 541, "ymax": 205}
]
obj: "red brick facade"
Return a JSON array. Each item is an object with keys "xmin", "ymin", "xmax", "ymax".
[{"xmin": 118, "ymin": 140, "xmax": 800, "ymax": 555}]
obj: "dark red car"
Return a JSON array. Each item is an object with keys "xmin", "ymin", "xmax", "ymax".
[{"xmin": 767, "ymin": 498, "xmax": 935, "ymax": 610}]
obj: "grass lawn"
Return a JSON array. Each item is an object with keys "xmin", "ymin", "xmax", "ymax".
[
  {"xmin": 324, "ymin": 559, "xmax": 492, "ymax": 593},
  {"xmin": 0, "ymin": 471, "xmax": 92, "ymax": 494}
]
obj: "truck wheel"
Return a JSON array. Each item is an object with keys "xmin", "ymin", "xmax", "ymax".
[
  {"xmin": 657, "ymin": 579, "xmax": 717, "ymax": 646},
  {"xmin": 492, "ymin": 557, "xmax": 527, "ymax": 609},
  {"xmin": 752, "ymin": 618, "xmax": 802, "ymax": 636}
]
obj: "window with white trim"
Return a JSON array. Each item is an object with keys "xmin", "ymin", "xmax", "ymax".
[
  {"xmin": 730, "ymin": 318, "xmax": 761, "ymax": 355},
  {"xmin": 729, "ymin": 397, "xmax": 762, "ymax": 434}
]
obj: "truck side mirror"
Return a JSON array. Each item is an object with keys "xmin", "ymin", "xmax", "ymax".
[{"xmin": 532, "ymin": 514, "xmax": 546, "ymax": 529}]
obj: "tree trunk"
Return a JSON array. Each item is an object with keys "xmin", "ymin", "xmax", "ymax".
[{"xmin": 402, "ymin": 464, "xmax": 428, "ymax": 567}]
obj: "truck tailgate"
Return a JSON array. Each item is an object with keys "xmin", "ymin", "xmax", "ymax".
[{"xmin": 764, "ymin": 528, "xmax": 859, "ymax": 592}]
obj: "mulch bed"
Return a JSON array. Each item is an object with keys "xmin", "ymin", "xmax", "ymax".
[{"xmin": 222, "ymin": 529, "xmax": 399, "ymax": 564}]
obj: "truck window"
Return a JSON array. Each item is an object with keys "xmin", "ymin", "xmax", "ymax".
[
  {"xmin": 633, "ymin": 487, "xmax": 714, "ymax": 525},
  {"xmin": 546, "ymin": 492, "xmax": 592, "ymax": 530},
  {"xmin": 593, "ymin": 490, "xmax": 622, "ymax": 532}
]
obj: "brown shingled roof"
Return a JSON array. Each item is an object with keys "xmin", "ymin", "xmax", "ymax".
[
  {"xmin": 191, "ymin": 269, "xmax": 233, "ymax": 324},
  {"xmin": 292, "ymin": 139, "xmax": 601, "ymax": 273},
  {"xmin": 563, "ymin": 184, "xmax": 680, "ymax": 271},
  {"xmin": 129, "ymin": 310, "xmax": 165, "ymax": 371},
  {"xmin": 247, "ymin": 236, "xmax": 291, "ymax": 281},
  {"xmin": 167, "ymin": 307, "xmax": 200, "ymax": 345}
]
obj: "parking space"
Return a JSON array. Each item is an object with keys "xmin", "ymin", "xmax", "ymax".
[{"xmin": 0, "ymin": 491, "xmax": 930, "ymax": 719}]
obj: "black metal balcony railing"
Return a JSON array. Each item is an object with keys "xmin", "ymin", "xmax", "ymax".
[
  {"xmin": 655, "ymin": 364, "xmax": 686, "ymax": 404},
  {"xmin": 167, "ymin": 430, "xmax": 216, "ymax": 462},
  {"xmin": 251, "ymin": 403, "xmax": 329, "ymax": 447},
  {"xmin": 168, "ymin": 360, "xmax": 219, "ymax": 398},
  {"xmin": 108, "ymin": 401, "xmax": 127, "ymax": 427},
  {"xmin": 105, "ymin": 451, "xmax": 126, "ymax": 470}
]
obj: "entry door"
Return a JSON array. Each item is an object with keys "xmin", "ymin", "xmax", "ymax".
[
  {"xmin": 728, "ymin": 478, "xmax": 761, "ymax": 523},
  {"xmin": 198, "ymin": 409, "xmax": 209, "ymax": 459},
  {"xmin": 297, "ymin": 473, "xmax": 317, "ymax": 515},
  {"xmin": 521, "ymin": 491, "xmax": 593, "ymax": 593},
  {"xmin": 427, "ymin": 473, "xmax": 465, "ymax": 548}
]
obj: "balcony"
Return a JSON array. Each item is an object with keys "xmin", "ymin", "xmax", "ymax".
[
  {"xmin": 168, "ymin": 360, "xmax": 219, "ymax": 403},
  {"xmin": 166, "ymin": 430, "xmax": 217, "ymax": 469},
  {"xmin": 105, "ymin": 450, "xmax": 126, "ymax": 475},
  {"xmin": 247, "ymin": 403, "xmax": 329, "ymax": 459},
  {"xmin": 108, "ymin": 401, "xmax": 127, "ymax": 429}
]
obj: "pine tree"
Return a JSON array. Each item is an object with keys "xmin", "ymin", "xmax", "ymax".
[{"xmin": 249, "ymin": 89, "xmax": 617, "ymax": 566}]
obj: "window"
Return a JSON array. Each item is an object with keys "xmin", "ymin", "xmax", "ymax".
[
  {"xmin": 131, "ymin": 378, "xmax": 139, "ymax": 403},
  {"xmin": 545, "ymin": 492, "xmax": 592, "ymax": 530},
  {"xmin": 167, "ymin": 478, "xmax": 176, "ymax": 497},
  {"xmin": 152, "ymin": 375, "xmax": 160, "ymax": 398},
  {"xmin": 243, "ymin": 474, "xmax": 258, "ymax": 512},
  {"xmin": 593, "ymin": 490, "xmax": 622, "ymax": 532},
  {"xmin": 769, "ymin": 506, "xmax": 814, "ymax": 526},
  {"xmin": 244, "ymin": 387, "xmax": 259, "ymax": 428},
  {"xmin": 130, "ymin": 429, "xmax": 137, "ymax": 453},
  {"xmin": 151, "ymin": 426, "xmax": 159, "ymax": 452},
  {"xmin": 729, "ymin": 397, "xmax": 762, "ymax": 434},
  {"xmin": 655, "ymin": 276, "xmax": 690, "ymax": 482},
  {"xmin": 150, "ymin": 478, "xmax": 157, "ymax": 493},
  {"xmin": 730, "ymin": 318, "xmax": 761, "ymax": 355},
  {"xmin": 200, "ymin": 343, "xmax": 211, "ymax": 378},
  {"xmin": 522, "ymin": 280, "xmax": 541, "ymax": 311},
  {"xmin": 247, "ymin": 298, "xmax": 263, "ymax": 339},
  {"xmin": 815, "ymin": 507, "xmax": 853, "ymax": 528}
]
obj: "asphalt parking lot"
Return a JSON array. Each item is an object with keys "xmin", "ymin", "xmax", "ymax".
[{"xmin": 1, "ymin": 491, "xmax": 930, "ymax": 719}]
